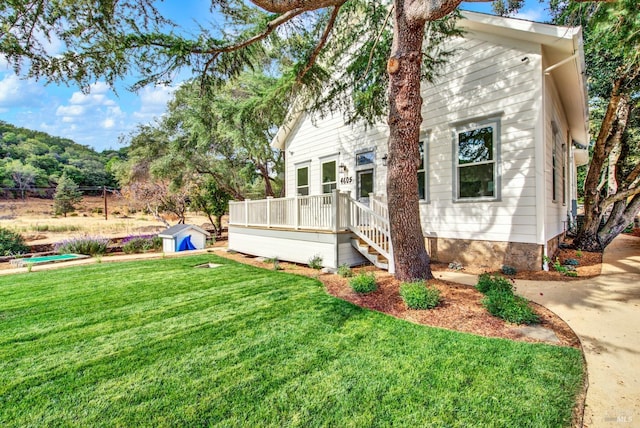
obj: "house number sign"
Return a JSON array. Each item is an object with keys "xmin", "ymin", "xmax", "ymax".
[{"xmin": 340, "ymin": 176, "xmax": 353, "ymax": 184}]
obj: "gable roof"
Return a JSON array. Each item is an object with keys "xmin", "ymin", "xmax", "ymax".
[
  {"xmin": 271, "ymin": 11, "xmax": 589, "ymax": 149},
  {"xmin": 158, "ymin": 224, "xmax": 211, "ymax": 238}
]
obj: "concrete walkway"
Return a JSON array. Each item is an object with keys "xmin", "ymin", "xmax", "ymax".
[{"xmin": 440, "ymin": 234, "xmax": 640, "ymax": 427}]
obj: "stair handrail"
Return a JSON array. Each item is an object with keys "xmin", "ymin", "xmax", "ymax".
[{"xmin": 347, "ymin": 197, "xmax": 392, "ymax": 264}]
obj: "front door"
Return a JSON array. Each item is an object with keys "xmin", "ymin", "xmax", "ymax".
[{"xmin": 357, "ymin": 169, "xmax": 374, "ymax": 206}]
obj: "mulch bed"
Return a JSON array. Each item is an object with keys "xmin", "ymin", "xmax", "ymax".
[{"xmin": 216, "ymin": 251, "xmax": 581, "ymax": 348}]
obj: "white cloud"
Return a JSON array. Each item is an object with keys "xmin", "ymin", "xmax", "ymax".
[
  {"xmin": 133, "ymin": 84, "xmax": 177, "ymax": 121},
  {"xmin": 56, "ymin": 104, "xmax": 86, "ymax": 118},
  {"xmin": 102, "ymin": 118, "xmax": 115, "ymax": 129},
  {"xmin": 0, "ymin": 74, "xmax": 44, "ymax": 107},
  {"xmin": 513, "ymin": 8, "xmax": 545, "ymax": 22}
]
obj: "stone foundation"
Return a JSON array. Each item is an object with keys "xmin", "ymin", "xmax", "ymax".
[
  {"xmin": 546, "ymin": 233, "xmax": 565, "ymax": 260},
  {"xmin": 426, "ymin": 237, "xmax": 544, "ymax": 271}
]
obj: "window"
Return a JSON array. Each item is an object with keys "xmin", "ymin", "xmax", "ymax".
[
  {"xmin": 456, "ymin": 124, "xmax": 497, "ymax": 200},
  {"xmin": 296, "ymin": 166, "xmax": 309, "ymax": 196},
  {"xmin": 356, "ymin": 151, "xmax": 374, "ymax": 166},
  {"xmin": 418, "ymin": 140, "xmax": 427, "ymax": 200},
  {"xmin": 321, "ymin": 160, "xmax": 337, "ymax": 194},
  {"xmin": 551, "ymin": 124, "xmax": 564, "ymax": 203}
]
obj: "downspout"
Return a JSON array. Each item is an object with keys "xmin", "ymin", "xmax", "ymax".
[{"xmin": 536, "ymin": 52, "xmax": 549, "ymax": 271}]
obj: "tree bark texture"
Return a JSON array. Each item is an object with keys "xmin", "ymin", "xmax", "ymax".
[
  {"xmin": 386, "ymin": 0, "xmax": 433, "ymax": 281},
  {"xmin": 575, "ymin": 78, "xmax": 633, "ymax": 252}
]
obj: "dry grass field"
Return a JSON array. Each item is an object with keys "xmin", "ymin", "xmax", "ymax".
[{"xmin": 0, "ymin": 195, "xmax": 216, "ymax": 246}]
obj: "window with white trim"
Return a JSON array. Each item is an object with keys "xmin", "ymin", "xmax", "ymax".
[
  {"xmin": 456, "ymin": 124, "xmax": 498, "ymax": 200},
  {"xmin": 296, "ymin": 165, "xmax": 309, "ymax": 196},
  {"xmin": 321, "ymin": 160, "xmax": 337, "ymax": 194},
  {"xmin": 418, "ymin": 140, "xmax": 427, "ymax": 201}
]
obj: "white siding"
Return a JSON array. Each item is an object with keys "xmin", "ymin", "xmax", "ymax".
[
  {"xmin": 284, "ymin": 31, "xmax": 545, "ymax": 245},
  {"xmin": 228, "ymin": 227, "xmax": 367, "ymax": 268},
  {"xmin": 544, "ymin": 72, "xmax": 572, "ymax": 241}
]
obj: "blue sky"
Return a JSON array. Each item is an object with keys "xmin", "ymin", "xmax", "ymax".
[{"xmin": 0, "ymin": 1, "xmax": 550, "ymax": 153}]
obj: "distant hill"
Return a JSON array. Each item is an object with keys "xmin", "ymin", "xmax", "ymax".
[{"xmin": 0, "ymin": 121, "xmax": 127, "ymax": 196}]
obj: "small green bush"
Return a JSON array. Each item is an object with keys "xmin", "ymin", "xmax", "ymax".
[
  {"xmin": 482, "ymin": 290, "xmax": 539, "ymax": 325},
  {"xmin": 475, "ymin": 274, "xmax": 513, "ymax": 294},
  {"xmin": 501, "ymin": 265, "xmax": 517, "ymax": 276},
  {"xmin": 55, "ymin": 236, "xmax": 110, "ymax": 256},
  {"xmin": 400, "ymin": 280, "xmax": 440, "ymax": 309},
  {"xmin": 0, "ymin": 227, "xmax": 29, "ymax": 256},
  {"xmin": 264, "ymin": 257, "xmax": 282, "ymax": 271},
  {"xmin": 337, "ymin": 263, "xmax": 353, "ymax": 278},
  {"xmin": 448, "ymin": 261, "xmax": 463, "ymax": 271},
  {"xmin": 349, "ymin": 272, "xmax": 377, "ymax": 293},
  {"xmin": 308, "ymin": 254, "xmax": 323, "ymax": 270},
  {"xmin": 564, "ymin": 258, "xmax": 579, "ymax": 266}
]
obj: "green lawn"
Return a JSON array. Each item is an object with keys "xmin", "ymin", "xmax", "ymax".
[{"xmin": 0, "ymin": 255, "xmax": 584, "ymax": 427}]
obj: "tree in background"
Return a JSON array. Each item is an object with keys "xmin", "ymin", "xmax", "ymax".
[
  {"xmin": 161, "ymin": 73, "xmax": 287, "ymax": 200},
  {"xmin": 112, "ymin": 126, "xmax": 193, "ymax": 226},
  {"xmin": 0, "ymin": 121, "xmax": 119, "ymax": 191},
  {"xmin": 53, "ymin": 174, "xmax": 83, "ymax": 217},
  {"xmin": 4, "ymin": 159, "xmax": 42, "ymax": 200},
  {"xmin": 190, "ymin": 179, "xmax": 232, "ymax": 237},
  {"xmin": 553, "ymin": 0, "xmax": 640, "ymax": 251}
]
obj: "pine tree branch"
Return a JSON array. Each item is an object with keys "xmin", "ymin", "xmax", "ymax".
[
  {"xmin": 359, "ymin": 5, "xmax": 394, "ymax": 83},
  {"xmin": 297, "ymin": 5, "xmax": 342, "ymax": 82},
  {"xmin": 250, "ymin": 0, "xmax": 345, "ymax": 14}
]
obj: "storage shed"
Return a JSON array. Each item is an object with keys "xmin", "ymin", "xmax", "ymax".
[{"xmin": 158, "ymin": 224, "xmax": 211, "ymax": 253}]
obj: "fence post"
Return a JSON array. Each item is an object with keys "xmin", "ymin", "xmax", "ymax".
[
  {"xmin": 266, "ymin": 196, "xmax": 272, "ymax": 228},
  {"xmin": 294, "ymin": 195, "xmax": 299, "ymax": 230},
  {"xmin": 332, "ymin": 190, "xmax": 340, "ymax": 232},
  {"xmin": 244, "ymin": 199, "xmax": 249, "ymax": 227}
]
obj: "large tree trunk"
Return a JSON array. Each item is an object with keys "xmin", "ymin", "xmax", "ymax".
[
  {"xmin": 598, "ymin": 196, "xmax": 640, "ymax": 248},
  {"xmin": 386, "ymin": 0, "xmax": 432, "ymax": 281},
  {"xmin": 575, "ymin": 78, "xmax": 631, "ymax": 252}
]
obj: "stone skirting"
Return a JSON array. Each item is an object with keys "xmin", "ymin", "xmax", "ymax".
[{"xmin": 426, "ymin": 237, "xmax": 545, "ymax": 271}]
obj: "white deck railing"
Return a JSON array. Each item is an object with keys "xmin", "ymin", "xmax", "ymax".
[
  {"xmin": 229, "ymin": 191, "xmax": 393, "ymax": 271},
  {"xmin": 229, "ymin": 192, "xmax": 349, "ymax": 231}
]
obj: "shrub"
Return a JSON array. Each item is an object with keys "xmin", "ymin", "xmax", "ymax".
[
  {"xmin": 349, "ymin": 272, "xmax": 377, "ymax": 293},
  {"xmin": 400, "ymin": 280, "xmax": 440, "ymax": 309},
  {"xmin": 564, "ymin": 258, "xmax": 579, "ymax": 266},
  {"xmin": 501, "ymin": 265, "xmax": 517, "ymax": 276},
  {"xmin": 337, "ymin": 263, "xmax": 353, "ymax": 278},
  {"xmin": 264, "ymin": 257, "xmax": 282, "ymax": 271},
  {"xmin": 122, "ymin": 235, "xmax": 162, "ymax": 254},
  {"xmin": 0, "ymin": 227, "xmax": 29, "ymax": 256},
  {"xmin": 308, "ymin": 254, "xmax": 323, "ymax": 270},
  {"xmin": 55, "ymin": 236, "xmax": 110, "ymax": 256},
  {"xmin": 575, "ymin": 249, "xmax": 583, "ymax": 258},
  {"xmin": 482, "ymin": 290, "xmax": 539, "ymax": 325},
  {"xmin": 448, "ymin": 261, "xmax": 463, "ymax": 271},
  {"xmin": 475, "ymin": 274, "xmax": 513, "ymax": 294}
]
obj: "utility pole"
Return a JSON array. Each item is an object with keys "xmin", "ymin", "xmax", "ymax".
[{"xmin": 103, "ymin": 186, "xmax": 108, "ymax": 221}]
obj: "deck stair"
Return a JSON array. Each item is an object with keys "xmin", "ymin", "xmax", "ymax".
[
  {"xmin": 345, "ymin": 197, "xmax": 394, "ymax": 273},
  {"xmin": 351, "ymin": 237, "xmax": 389, "ymax": 270}
]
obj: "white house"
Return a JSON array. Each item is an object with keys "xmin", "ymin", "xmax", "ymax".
[{"xmin": 228, "ymin": 11, "xmax": 590, "ymax": 272}]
